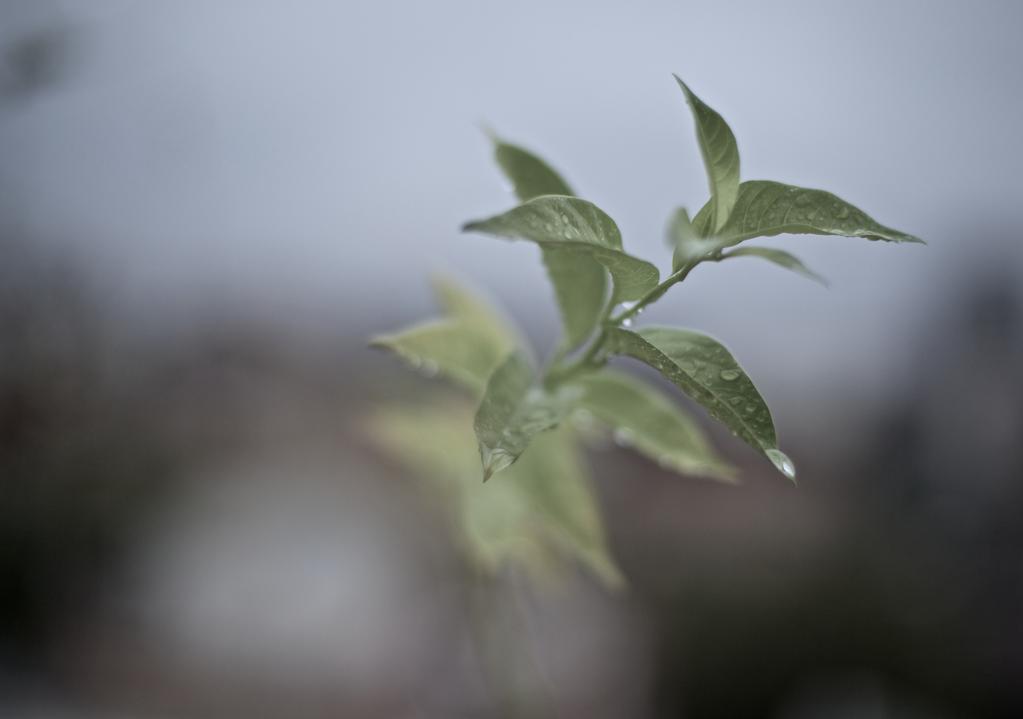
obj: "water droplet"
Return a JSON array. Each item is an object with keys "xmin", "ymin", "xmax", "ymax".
[
  {"xmin": 622, "ymin": 317, "xmax": 633, "ymax": 328},
  {"xmin": 766, "ymin": 448, "xmax": 797, "ymax": 481},
  {"xmin": 544, "ymin": 222, "xmax": 555, "ymax": 232},
  {"xmin": 613, "ymin": 427, "xmax": 635, "ymax": 447},
  {"xmin": 795, "ymin": 192, "xmax": 812, "ymax": 207},
  {"xmin": 836, "ymin": 206, "xmax": 850, "ymax": 219},
  {"xmin": 729, "ymin": 396, "xmax": 743, "ymax": 406},
  {"xmin": 744, "ymin": 404, "xmax": 756, "ymax": 414},
  {"xmin": 406, "ymin": 354, "xmax": 423, "ymax": 369},
  {"xmin": 719, "ymin": 369, "xmax": 740, "ymax": 381}
]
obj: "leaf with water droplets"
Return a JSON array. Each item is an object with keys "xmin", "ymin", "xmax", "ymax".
[
  {"xmin": 474, "ymin": 352, "xmax": 574, "ymax": 480},
  {"xmin": 604, "ymin": 326, "xmax": 795, "ymax": 481},
  {"xmin": 370, "ymin": 277, "xmax": 520, "ymax": 395},
  {"xmin": 721, "ymin": 246, "xmax": 829, "ymax": 286},
  {"xmin": 369, "ymin": 401, "xmax": 622, "ymax": 588},
  {"xmin": 463, "ymin": 196, "xmax": 659, "ymax": 304},
  {"xmin": 487, "ymin": 136, "xmax": 608, "ymax": 351},
  {"xmin": 674, "ymin": 76, "xmax": 740, "ymax": 234},
  {"xmin": 691, "ymin": 180, "xmax": 923, "ymax": 248},
  {"xmin": 570, "ymin": 369, "xmax": 735, "ymax": 481}
]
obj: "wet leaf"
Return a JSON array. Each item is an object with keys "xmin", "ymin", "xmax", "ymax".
[
  {"xmin": 692, "ymin": 180, "xmax": 923, "ymax": 248},
  {"xmin": 463, "ymin": 196, "xmax": 659, "ymax": 305},
  {"xmin": 605, "ymin": 327, "xmax": 796, "ymax": 480}
]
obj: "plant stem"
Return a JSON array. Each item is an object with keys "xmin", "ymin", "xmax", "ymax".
[{"xmin": 609, "ymin": 261, "xmax": 696, "ymax": 324}]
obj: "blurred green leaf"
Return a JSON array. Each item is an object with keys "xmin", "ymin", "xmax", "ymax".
[
  {"xmin": 463, "ymin": 196, "xmax": 659, "ymax": 304},
  {"xmin": 605, "ymin": 327, "xmax": 795, "ymax": 480},
  {"xmin": 474, "ymin": 352, "xmax": 572, "ymax": 480},
  {"xmin": 492, "ymin": 137, "xmax": 574, "ymax": 201},
  {"xmin": 571, "ymin": 368, "xmax": 735, "ymax": 481},
  {"xmin": 674, "ymin": 75, "xmax": 740, "ymax": 233},
  {"xmin": 371, "ymin": 278, "xmax": 520, "ymax": 395},
  {"xmin": 722, "ymin": 246, "xmax": 829, "ymax": 286},
  {"xmin": 669, "ymin": 206, "xmax": 719, "ymax": 271},
  {"xmin": 692, "ymin": 180, "xmax": 923, "ymax": 247},
  {"xmin": 488, "ymin": 136, "xmax": 607, "ymax": 351},
  {"xmin": 369, "ymin": 401, "xmax": 622, "ymax": 588}
]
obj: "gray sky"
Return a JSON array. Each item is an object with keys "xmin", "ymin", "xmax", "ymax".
[{"xmin": 3, "ymin": 0, "xmax": 1022, "ymax": 414}]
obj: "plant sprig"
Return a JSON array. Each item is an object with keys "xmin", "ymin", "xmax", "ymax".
[{"xmin": 374, "ymin": 75, "xmax": 921, "ymax": 490}]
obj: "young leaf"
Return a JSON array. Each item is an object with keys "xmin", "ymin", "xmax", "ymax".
[
  {"xmin": 571, "ymin": 369, "xmax": 735, "ymax": 481},
  {"xmin": 605, "ymin": 326, "xmax": 796, "ymax": 481},
  {"xmin": 463, "ymin": 196, "xmax": 659, "ymax": 304},
  {"xmin": 371, "ymin": 278, "xmax": 520, "ymax": 395},
  {"xmin": 691, "ymin": 180, "xmax": 923, "ymax": 248},
  {"xmin": 721, "ymin": 246, "xmax": 829, "ymax": 286},
  {"xmin": 669, "ymin": 206, "xmax": 719, "ymax": 271},
  {"xmin": 369, "ymin": 401, "xmax": 623, "ymax": 588},
  {"xmin": 488, "ymin": 137, "xmax": 608, "ymax": 350},
  {"xmin": 474, "ymin": 352, "xmax": 572, "ymax": 480},
  {"xmin": 674, "ymin": 75, "xmax": 740, "ymax": 233}
]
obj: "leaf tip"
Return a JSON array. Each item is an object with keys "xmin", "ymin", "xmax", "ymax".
[
  {"xmin": 766, "ymin": 448, "xmax": 797, "ymax": 483},
  {"xmin": 477, "ymin": 120, "xmax": 499, "ymax": 143}
]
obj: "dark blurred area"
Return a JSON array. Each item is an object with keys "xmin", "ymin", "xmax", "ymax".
[{"xmin": 3, "ymin": 2, "xmax": 1023, "ymax": 717}]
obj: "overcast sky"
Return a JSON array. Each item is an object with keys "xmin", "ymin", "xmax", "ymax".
[{"xmin": 3, "ymin": 0, "xmax": 1022, "ymax": 415}]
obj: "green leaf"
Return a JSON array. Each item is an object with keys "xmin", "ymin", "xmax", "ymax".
[
  {"xmin": 692, "ymin": 180, "xmax": 923, "ymax": 247},
  {"xmin": 674, "ymin": 75, "xmax": 740, "ymax": 233},
  {"xmin": 491, "ymin": 137, "xmax": 574, "ymax": 201},
  {"xmin": 722, "ymin": 246, "xmax": 829, "ymax": 286},
  {"xmin": 463, "ymin": 196, "xmax": 659, "ymax": 304},
  {"xmin": 487, "ymin": 137, "xmax": 607, "ymax": 350},
  {"xmin": 371, "ymin": 278, "xmax": 520, "ymax": 395},
  {"xmin": 371, "ymin": 321, "xmax": 504, "ymax": 394},
  {"xmin": 474, "ymin": 352, "xmax": 572, "ymax": 480},
  {"xmin": 541, "ymin": 246, "xmax": 608, "ymax": 349},
  {"xmin": 484, "ymin": 136, "xmax": 605, "ymax": 350},
  {"xmin": 571, "ymin": 369, "xmax": 735, "ymax": 481},
  {"xmin": 669, "ymin": 206, "xmax": 719, "ymax": 272},
  {"xmin": 605, "ymin": 327, "xmax": 796, "ymax": 480},
  {"xmin": 368, "ymin": 400, "xmax": 623, "ymax": 588}
]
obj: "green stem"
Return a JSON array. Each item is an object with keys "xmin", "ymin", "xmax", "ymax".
[{"xmin": 609, "ymin": 261, "xmax": 696, "ymax": 324}]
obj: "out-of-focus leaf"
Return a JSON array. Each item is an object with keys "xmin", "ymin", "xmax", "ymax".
[
  {"xmin": 669, "ymin": 206, "xmax": 719, "ymax": 271},
  {"xmin": 371, "ymin": 277, "xmax": 520, "ymax": 395},
  {"xmin": 674, "ymin": 75, "xmax": 740, "ymax": 233},
  {"xmin": 492, "ymin": 137, "xmax": 574, "ymax": 201},
  {"xmin": 571, "ymin": 369, "xmax": 735, "ymax": 481},
  {"xmin": 488, "ymin": 137, "xmax": 607, "ymax": 351},
  {"xmin": 463, "ymin": 196, "xmax": 659, "ymax": 304},
  {"xmin": 605, "ymin": 327, "xmax": 796, "ymax": 481},
  {"xmin": 368, "ymin": 401, "xmax": 623, "ymax": 588},
  {"xmin": 474, "ymin": 352, "xmax": 573, "ymax": 480},
  {"xmin": 722, "ymin": 246, "xmax": 829, "ymax": 286},
  {"xmin": 691, "ymin": 180, "xmax": 923, "ymax": 247}
]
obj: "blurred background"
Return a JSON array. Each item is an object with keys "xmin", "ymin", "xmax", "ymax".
[{"xmin": 2, "ymin": 0, "xmax": 1022, "ymax": 716}]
